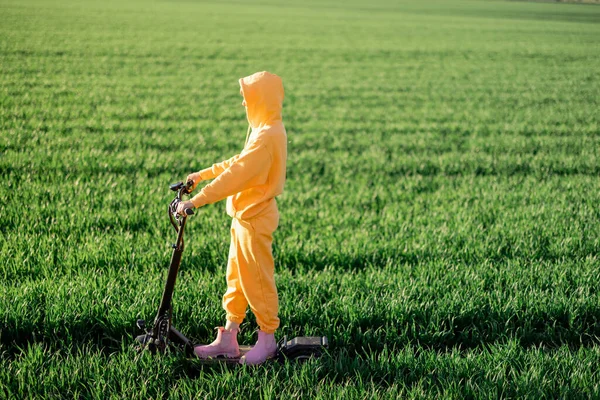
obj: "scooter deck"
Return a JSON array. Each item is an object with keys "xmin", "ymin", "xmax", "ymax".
[
  {"xmin": 194, "ymin": 336, "xmax": 328, "ymax": 364},
  {"xmin": 194, "ymin": 345, "xmax": 267, "ymax": 364}
]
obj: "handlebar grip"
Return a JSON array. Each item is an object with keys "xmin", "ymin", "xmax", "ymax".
[{"xmin": 185, "ymin": 208, "xmax": 195, "ymax": 216}]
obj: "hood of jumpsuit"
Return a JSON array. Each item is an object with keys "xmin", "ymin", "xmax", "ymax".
[
  {"xmin": 190, "ymin": 71, "xmax": 286, "ymax": 219},
  {"xmin": 239, "ymin": 71, "xmax": 284, "ymax": 130}
]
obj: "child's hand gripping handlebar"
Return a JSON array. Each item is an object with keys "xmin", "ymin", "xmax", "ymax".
[{"xmin": 169, "ymin": 181, "xmax": 195, "ymax": 230}]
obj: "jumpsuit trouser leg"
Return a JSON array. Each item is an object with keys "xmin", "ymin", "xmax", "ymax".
[{"xmin": 222, "ymin": 209, "xmax": 280, "ymax": 334}]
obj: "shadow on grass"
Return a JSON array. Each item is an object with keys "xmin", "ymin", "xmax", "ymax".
[{"xmin": 2, "ymin": 305, "xmax": 599, "ymax": 360}]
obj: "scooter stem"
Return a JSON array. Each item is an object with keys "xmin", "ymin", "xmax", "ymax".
[{"xmin": 156, "ymin": 215, "xmax": 187, "ymax": 319}]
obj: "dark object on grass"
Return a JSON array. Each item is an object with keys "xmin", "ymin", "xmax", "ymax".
[
  {"xmin": 135, "ymin": 180, "xmax": 195, "ymax": 356},
  {"xmin": 135, "ymin": 181, "xmax": 328, "ymax": 363}
]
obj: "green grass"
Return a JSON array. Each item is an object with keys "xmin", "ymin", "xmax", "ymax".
[{"xmin": 1, "ymin": 0, "xmax": 600, "ymax": 398}]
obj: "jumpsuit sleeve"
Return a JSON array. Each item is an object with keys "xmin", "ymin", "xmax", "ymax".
[
  {"xmin": 198, "ymin": 154, "xmax": 241, "ymax": 180},
  {"xmin": 190, "ymin": 139, "xmax": 271, "ymax": 208}
]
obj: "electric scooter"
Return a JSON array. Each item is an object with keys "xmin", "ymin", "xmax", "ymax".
[{"xmin": 135, "ymin": 181, "xmax": 328, "ymax": 363}]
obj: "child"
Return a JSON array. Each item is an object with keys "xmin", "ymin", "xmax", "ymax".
[{"xmin": 176, "ymin": 71, "xmax": 287, "ymax": 365}]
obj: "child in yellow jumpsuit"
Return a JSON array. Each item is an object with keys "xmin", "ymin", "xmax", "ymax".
[{"xmin": 176, "ymin": 71, "xmax": 286, "ymax": 365}]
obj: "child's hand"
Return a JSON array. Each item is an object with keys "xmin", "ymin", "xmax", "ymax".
[
  {"xmin": 176, "ymin": 200, "xmax": 195, "ymax": 216},
  {"xmin": 186, "ymin": 172, "xmax": 202, "ymax": 190}
]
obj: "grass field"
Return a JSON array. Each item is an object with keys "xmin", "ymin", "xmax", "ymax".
[{"xmin": 2, "ymin": 0, "xmax": 600, "ymax": 398}]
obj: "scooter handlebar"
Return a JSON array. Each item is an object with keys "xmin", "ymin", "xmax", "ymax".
[
  {"xmin": 168, "ymin": 181, "xmax": 195, "ymax": 227},
  {"xmin": 170, "ymin": 180, "xmax": 194, "ymax": 194}
]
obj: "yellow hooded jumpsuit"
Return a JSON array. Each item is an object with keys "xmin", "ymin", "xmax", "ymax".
[{"xmin": 190, "ymin": 71, "xmax": 286, "ymax": 334}]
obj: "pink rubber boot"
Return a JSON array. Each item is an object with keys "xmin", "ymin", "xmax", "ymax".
[
  {"xmin": 240, "ymin": 331, "xmax": 277, "ymax": 365},
  {"xmin": 194, "ymin": 327, "xmax": 240, "ymax": 359}
]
